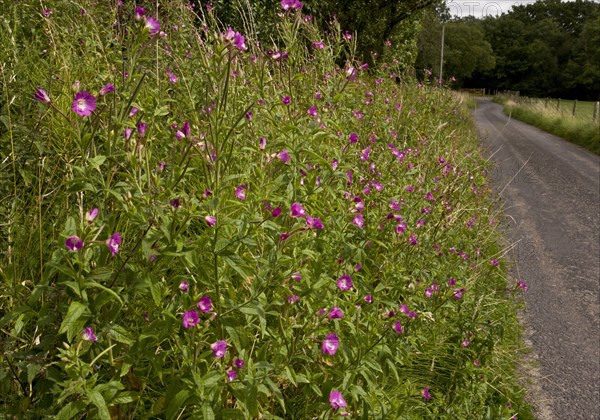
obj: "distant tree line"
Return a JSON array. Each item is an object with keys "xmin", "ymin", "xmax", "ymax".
[{"xmin": 416, "ymin": 0, "xmax": 600, "ymax": 100}]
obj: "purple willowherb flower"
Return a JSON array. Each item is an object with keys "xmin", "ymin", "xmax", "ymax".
[
  {"xmin": 290, "ymin": 202, "xmax": 306, "ymax": 218},
  {"xmin": 72, "ymin": 91, "xmax": 96, "ymax": 116},
  {"xmin": 197, "ymin": 296, "xmax": 213, "ymax": 313},
  {"xmin": 410, "ymin": 233, "xmax": 418, "ymax": 245},
  {"xmin": 129, "ymin": 106, "xmax": 138, "ymax": 117},
  {"xmin": 393, "ymin": 320, "xmax": 403, "ymax": 334},
  {"xmin": 308, "ymin": 106, "xmax": 318, "ymax": 117},
  {"xmin": 287, "ymin": 294, "xmax": 299, "ymax": 303},
  {"xmin": 234, "ymin": 358, "xmax": 244, "ymax": 369},
  {"xmin": 99, "ymin": 83, "xmax": 115, "ymax": 96},
  {"xmin": 34, "ymin": 88, "xmax": 51, "ymax": 104},
  {"xmin": 235, "ymin": 185, "xmax": 247, "ymax": 200},
  {"xmin": 134, "ymin": 6, "xmax": 145, "ymax": 20},
  {"xmin": 491, "ymin": 258, "xmax": 499, "ymax": 267},
  {"xmin": 82, "ymin": 327, "xmax": 97, "ymax": 342},
  {"xmin": 227, "ymin": 370, "xmax": 237, "ymax": 381},
  {"xmin": 179, "ymin": 281, "xmax": 189, "ymax": 292},
  {"xmin": 364, "ymin": 294, "xmax": 372, "ymax": 304},
  {"xmin": 462, "ymin": 339, "xmax": 470, "ymax": 347},
  {"xmin": 205, "ymin": 215, "xmax": 216, "ymax": 227},
  {"xmin": 291, "ymin": 271, "xmax": 302, "ymax": 282},
  {"xmin": 306, "ymin": 215, "xmax": 324, "ymax": 230},
  {"xmin": 271, "ymin": 207, "xmax": 282, "ymax": 217},
  {"xmin": 85, "ymin": 208, "xmax": 98, "ymax": 222},
  {"xmin": 353, "ymin": 214, "xmax": 364, "ymax": 228},
  {"xmin": 106, "ymin": 232, "xmax": 122, "ymax": 256},
  {"xmin": 137, "ymin": 121, "xmax": 147, "ymax": 137},
  {"xmin": 337, "ymin": 274, "xmax": 353, "ymax": 291},
  {"xmin": 65, "ymin": 235, "xmax": 83, "ymax": 251},
  {"xmin": 168, "ymin": 73, "xmax": 178, "ymax": 84},
  {"xmin": 281, "ymin": 0, "xmax": 303, "ymax": 10},
  {"xmin": 322, "ymin": 333, "xmax": 339, "ymax": 355},
  {"xmin": 278, "ymin": 149, "xmax": 290, "ymax": 163},
  {"xmin": 182, "ymin": 310, "xmax": 199, "ymax": 328},
  {"xmin": 170, "ymin": 198, "xmax": 180, "ymax": 208},
  {"xmin": 332, "ymin": 159, "xmax": 338, "ymax": 170},
  {"xmin": 233, "ymin": 32, "xmax": 247, "ymax": 50},
  {"xmin": 349, "ymin": 133, "xmax": 358, "ymax": 143},
  {"xmin": 259, "ymin": 137, "xmax": 267, "ymax": 150},
  {"xmin": 329, "ymin": 389, "xmax": 346, "ymax": 409},
  {"xmin": 180, "ymin": 121, "xmax": 190, "ymax": 137},
  {"xmin": 144, "ymin": 17, "xmax": 160, "ymax": 36},
  {"xmin": 453, "ymin": 288, "xmax": 465, "ymax": 299},
  {"xmin": 328, "ymin": 306, "xmax": 343, "ymax": 319},
  {"xmin": 517, "ymin": 280, "xmax": 528, "ymax": 291},
  {"xmin": 124, "ymin": 128, "xmax": 133, "ymax": 140},
  {"xmin": 312, "ymin": 42, "xmax": 324, "ymax": 49},
  {"xmin": 281, "ymin": 96, "xmax": 291, "ymax": 105},
  {"xmin": 361, "ymin": 147, "xmax": 371, "ymax": 161},
  {"xmin": 423, "ymin": 387, "xmax": 431, "ymax": 401},
  {"xmin": 211, "ymin": 340, "xmax": 227, "ymax": 358}
]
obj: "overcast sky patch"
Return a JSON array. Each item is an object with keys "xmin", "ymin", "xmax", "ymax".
[{"xmin": 448, "ymin": 0, "xmax": 550, "ymax": 18}]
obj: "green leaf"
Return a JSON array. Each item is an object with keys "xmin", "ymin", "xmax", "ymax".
[
  {"xmin": 265, "ymin": 377, "xmax": 285, "ymax": 413},
  {"xmin": 201, "ymin": 404, "xmax": 215, "ymax": 420},
  {"xmin": 165, "ymin": 388, "xmax": 190, "ymax": 420},
  {"xmin": 55, "ymin": 400, "xmax": 88, "ymax": 420},
  {"xmin": 112, "ymin": 391, "xmax": 138, "ymax": 404},
  {"xmin": 59, "ymin": 301, "xmax": 89, "ymax": 342},
  {"xmin": 246, "ymin": 384, "xmax": 258, "ymax": 417},
  {"xmin": 219, "ymin": 409, "xmax": 246, "ymax": 419},
  {"xmin": 85, "ymin": 281, "xmax": 123, "ymax": 305},
  {"xmin": 107, "ymin": 324, "xmax": 134, "ymax": 345},
  {"xmin": 86, "ymin": 389, "xmax": 110, "ymax": 420},
  {"xmin": 27, "ymin": 364, "xmax": 41, "ymax": 383},
  {"xmin": 86, "ymin": 267, "xmax": 114, "ymax": 282},
  {"xmin": 88, "ymin": 155, "xmax": 106, "ymax": 170}
]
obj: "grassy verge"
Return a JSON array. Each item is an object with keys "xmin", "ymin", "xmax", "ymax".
[
  {"xmin": 1, "ymin": 1, "xmax": 530, "ymax": 418},
  {"xmin": 498, "ymin": 97, "xmax": 600, "ymax": 154}
]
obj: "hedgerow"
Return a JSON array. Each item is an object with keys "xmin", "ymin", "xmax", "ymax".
[{"xmin": 0, "ymin": 1, "xmax": 530, "ymax": 418}]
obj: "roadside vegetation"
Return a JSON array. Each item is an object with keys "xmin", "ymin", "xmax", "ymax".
[
  {"xmin": 0, "ymin": 1, "xmax": 530, "ymax": 418},
  {"xmin": 497, "ymin": 97, "xmax": 600, "ymax": 154}
]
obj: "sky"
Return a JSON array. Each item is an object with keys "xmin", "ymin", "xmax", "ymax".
[{"xmin": 447, "ymin": 0, "xmax": 570, "ymax": 18}]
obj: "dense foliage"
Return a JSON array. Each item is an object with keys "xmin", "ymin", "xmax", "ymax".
[
  {"xmin": 1, "ymin": 1, "xmax": 529, "ymax": 418},
  {"xmin": 417, "ymin": 0, "xmax": 600, "ymax": 100},
  {"xmin": 209, "ymin": 0, "xmax": 437, "ymax": 70}
]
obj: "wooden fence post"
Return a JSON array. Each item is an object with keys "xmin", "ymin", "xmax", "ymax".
[{"xmin": 572, "ymin": 100, "xmax": 577, "ymax": 116}]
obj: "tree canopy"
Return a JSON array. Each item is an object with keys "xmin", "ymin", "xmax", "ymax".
[{"xmin": 416, "ymin": 0, "xmax": 600, "ymax": 99}]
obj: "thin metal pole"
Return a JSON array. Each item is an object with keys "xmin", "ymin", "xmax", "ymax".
[{"xmin": 439, "ymin": 22, "xmax": 445, "ymax": 86}]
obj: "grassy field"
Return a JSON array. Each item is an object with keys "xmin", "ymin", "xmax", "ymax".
[{"xmin": 498, "ymin": 96, "xmax": 600, "ymax": 154}]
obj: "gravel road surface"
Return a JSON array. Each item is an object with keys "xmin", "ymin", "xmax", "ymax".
[{"xmin": 472, "ymin": 98, "xmax": 600, "ymax": 419}]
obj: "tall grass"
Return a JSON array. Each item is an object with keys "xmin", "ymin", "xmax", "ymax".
[
  {"xmin": 0, "ymin": 1, "xmax": 531, "ymax": 418},
  {"xmin": 502, "ymin": 98, "xmax": 600, "ymax": 154}
]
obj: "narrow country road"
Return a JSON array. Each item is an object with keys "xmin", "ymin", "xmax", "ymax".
[{"xmin": 472, "ymin": 98, "xmax": 600, "ymax": 419}]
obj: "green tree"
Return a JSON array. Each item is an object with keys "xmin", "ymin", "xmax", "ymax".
[{"xmin": 416, "ymin": 15, "xmax": 495, "ymax": 86}]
